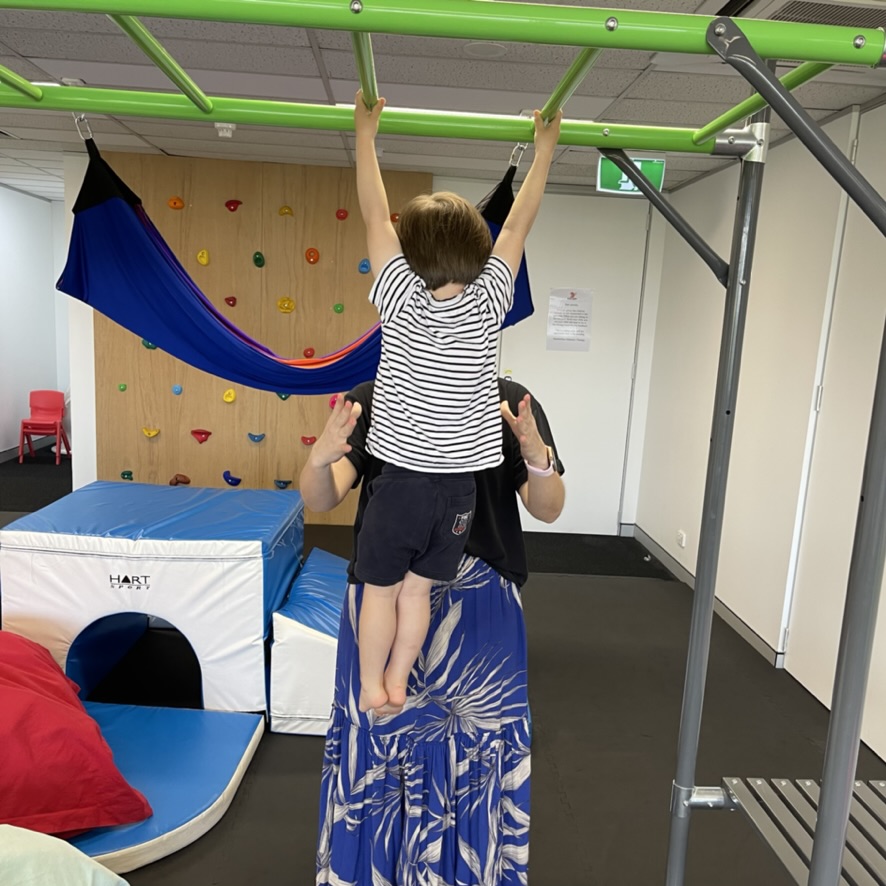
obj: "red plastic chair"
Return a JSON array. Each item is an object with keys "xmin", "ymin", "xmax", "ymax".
[{"xmin": 18, "ymin": 390, "xmax": 71, "ymax": 465}]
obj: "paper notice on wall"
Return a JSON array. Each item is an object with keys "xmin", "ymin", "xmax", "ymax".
[{"xmin": 546, "ymin": 288, "xmax": 591, "ymax": 351}]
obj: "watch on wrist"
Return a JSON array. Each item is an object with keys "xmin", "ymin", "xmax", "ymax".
[{"xmin": 525, "ymin": 446, "xmax": 556, "ymax": 477}]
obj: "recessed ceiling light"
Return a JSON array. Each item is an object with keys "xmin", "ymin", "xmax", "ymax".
[{"xmin": 463, "ymin": 41, "xmax": 507, "ymax": 59}]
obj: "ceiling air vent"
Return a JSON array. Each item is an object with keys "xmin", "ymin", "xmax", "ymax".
[{"xmin": 738, "ymin": 0, "xmax": 886, "ymax": 28}]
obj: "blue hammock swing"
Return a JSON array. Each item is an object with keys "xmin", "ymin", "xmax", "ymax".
[{"xmin": 57, "ymin": 140, "xmax": 533, "ymax": 395}]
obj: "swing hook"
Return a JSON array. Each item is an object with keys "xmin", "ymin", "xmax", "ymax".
[
  {"xmin": 72, "ymin": 112, "xmax": 93, "ymax": 141},
  {"xmin": 509, "ymin": 143, "xmax": 527, "ymax": 168}
]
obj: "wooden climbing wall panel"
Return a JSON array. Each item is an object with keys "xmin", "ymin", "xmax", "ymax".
[{"xmin": 94, "ymin": 152, "xmax": 431, "ymax": 525}]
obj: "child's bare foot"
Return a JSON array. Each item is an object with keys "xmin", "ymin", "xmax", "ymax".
[
  {"xmin": 373, "ymin": 701, "xmax": 403, "ymax": 717},
  {"xmin": 359, "ymin": 686, "xmax": 388, "ymax": 712},
  {"xmin": 384, "ymin": 680, "xmax": 407, "ymax": 710}
]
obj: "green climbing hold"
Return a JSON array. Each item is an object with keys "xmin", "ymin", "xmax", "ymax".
[
  {"xmin": 276, "ymin": 392, "xmax": 290, "ymax": 401},
  {"xmin": 141, "ymin": 339, "xmax": 157, "ymax": 350},
  {"xmin": 121, "ymin": 470, "xmax": 133, "ymax": 481},
  {"xmin": 253, "ymin": 251, "xmax": 265, "ymax": 268},
  {"xmin": 333, "ymin": 303, "xmax": 344, "ymax": 314},
  {"xmin": 118, "ymin": 383, "xmax": 127, "ymax": 392}
]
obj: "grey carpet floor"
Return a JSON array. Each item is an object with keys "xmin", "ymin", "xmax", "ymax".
[{"xmin": 122, "ymin": 573, "xmax": 886, "ymax": 886}]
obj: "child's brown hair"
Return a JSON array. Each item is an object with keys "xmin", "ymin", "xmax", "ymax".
[{"xmin": 397, "ymin": 191, "xmax": 493, "ymax": 291}]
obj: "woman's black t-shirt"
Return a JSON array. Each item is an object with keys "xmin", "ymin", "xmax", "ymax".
[{"xmin": 343, "ymin": 378, "xmax": 564, "ymax": 588}]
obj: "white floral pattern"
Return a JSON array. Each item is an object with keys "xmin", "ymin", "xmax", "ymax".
[{"xmin": 317, "ymin": 557, "xmax": 531, "ymax": 886}]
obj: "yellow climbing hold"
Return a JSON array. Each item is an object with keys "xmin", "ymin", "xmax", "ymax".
[
  {"xmin": 223, "ymin": 388, "xmax": 237, "ymax": 403},
  {"xmin": 278, "ymin": 205, "xmax": 293, "ymax": 216},
  {"xmin": 142, "ymin": 427, "xmax": 160, "ymax": 438},
  {"xmin": 197, "ymin": 249, "xmax": 210, "ymax": 266},
  {"xmin": 277, "ymin": 297, "xmax": 295, "ymax": 314}
]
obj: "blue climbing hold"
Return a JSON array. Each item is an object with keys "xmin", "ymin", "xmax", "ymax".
[
  {"xmin": 223, "ymin": 470, "xmax": 242, "ymax": 487},
  {"xmin": 247, "ymin": 432, "xmax": 266, "ymax": 443},
  {"xmin": 358, "ymin": 258, "xmax": 371, "ymax": 274},
  {"xmin": 172, "ymin": 384, "xmax": 183, "ymax": 395},
  {"xmin": 274, "ymin": 479, "xmax": 292, "ymax": 489}
]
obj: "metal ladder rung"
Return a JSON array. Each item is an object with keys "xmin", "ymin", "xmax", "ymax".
[{"xmin": 725, "ymin": 778, "xmax": 886, "ymax": 886}]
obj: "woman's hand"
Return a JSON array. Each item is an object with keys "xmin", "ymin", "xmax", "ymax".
[
  {"xmin": 309, "ymin": 395, "xmax": 363, "ymax": 469},
  {"xmin": 501, "ymin": 393, "xmax": 549, "ymax": 470}
]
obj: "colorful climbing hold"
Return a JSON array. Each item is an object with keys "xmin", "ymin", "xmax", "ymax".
[
  {"xmin": 305, "ymin": 247, "xmax": 320, "ymax": 264},
  {"xmin": 223, "ymin": 388, "xmax": 236, "ymax": 403},
  {"xmin": 223, "ymin": 470, "xmax": 242, "ymax": 487},
  {"xmin": 253, "ymin": 251, "xmax": 265, "ymax": 268},
  {"xmin": 172, "ymin": 384, "xmax": 183, "ymax": 395},
  {"xmin": 333, "ymin": 303, "xmax": 345, "ymax": 314},
  {"xmin": 278, "ymin": 205, "xmax": 293, "ymax": 216},
  {"xmin": 247, "ymin": 433, "xmax": 266, "ymax": 443},
  {"xmin": 225, "ymin": 199, "xmax": 242, "ymax": 212},
  {"xmin": 274, "ymin": 479, "xmax": 293, "ymax": 489},
  {"xmin": 277, "ymin": 297, "xmax": 295, "ymax": 314},
  {"xmin": 336, "ymin": 208, "xmax": 348, "ymax": 220},
  {"xmin": 121, "ymin": 470, "xmax": 134, "ymax": 481},
  {"xmin": 390, "ymin": 212, "xmax": 400, "ymax": 223},
  {"xmin": 301, "ymin": 435, "xmax": 317, "ymax": 446},
  {"xmin": 303, "ymin": 347, "xmax": 315, "ymax": 359},
  {"xmin": 276, "ymin": 392, "xmax": 290, "ymax": 401},
  {"xmin": 358, "ymin": 259, "xmax": 371, "ymax": 274},
  {"xmin": 197, "ymin": 249, "xmax": 210, "ymax": 266},
  {"xmin": 191, "ymin": 429, "xmax": 212, "ymax": 444},
  {"xmin": 225, "ymin": 296, "xmax": 237, "ymax": 307},
  {"xmin": 169, "ymin": 473, "xmax": 191, "ymax": 486},
  {"xmin": 167, "ymin": 196, "xmax": 184, "ymax": 210},
  {"xmin": 118, "ymin": 383, "xmax": 127, "ymax": 392},
  {"xmin": 142, "ymin": 427, "xmax": 160, "ymax": 438},
  {"xmin": 141, "ymin": 339, "xmax": 157, "ymax": 350},
  {"xmin": 329, "ymin": 394, "xmax": 339, "ymax": 409}
]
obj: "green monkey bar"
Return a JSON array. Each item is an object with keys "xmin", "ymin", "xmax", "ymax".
[{"xmin": 0, "ymin": 0, "xmax": 884, "ymax": 155}]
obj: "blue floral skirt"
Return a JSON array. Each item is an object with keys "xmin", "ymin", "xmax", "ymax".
[{"xmin": 316, "ymin": 557, "xmax": 531, "ymax": 886}]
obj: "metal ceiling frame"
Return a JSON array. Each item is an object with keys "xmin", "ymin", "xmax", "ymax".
[{"xmin": 3, "ymin": 4, "xmax": 886, "ymax": 886}]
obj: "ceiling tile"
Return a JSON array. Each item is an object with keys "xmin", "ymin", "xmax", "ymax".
[
  {"xmin": 0, "ymin": 11, "xmax": 115, "ymax": 33},
  {"xmin": 321, "ymin": 50, "xmax": 637, "ymax": 98},
  {"xmin": 147, "ymin": 19, "xmax": 310, "ymax": 47},
  {"xmin": 127, "ymin": 120, "xmax": 343, "ymax": 149},
  {"xmin": 604, "ymin": 97, "xmax": 731, "ymax": 127},
  {"xmin": 149, "ymin": 137, "xmax": 348, "ymax": 164},
  {"xmin": 627, "ymin": 71, "xmax": 753, "ymax": 105},
  {"xmin": 0, "ymin": 54, "xmax": 53, "ymax": 81},
  {"xmin": 0, "ymin": 111, "xmax": 131, "ymax": 133},
  {"xmin": 793, "ymin": 81, "xmax": 886, "ymax": 110}
]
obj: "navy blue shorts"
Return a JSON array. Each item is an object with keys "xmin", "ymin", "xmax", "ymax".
[{"xmin": 354, "ymin": 464, "xmax": 476, "ymax": 586}]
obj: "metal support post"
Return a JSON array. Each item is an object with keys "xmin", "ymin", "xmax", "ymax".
[
  {"xmin": 599, "ymin": 148, "xmax": 729, "ymax": 286},
  {"xmin": 707, "ymin": 16, "xmax": 886, "ymax": 239},
  {"xmin": 664, "ymin": 107, "xmax": 771, "ymax": 886},
  {"xmin": 805, "ymin": 253, "xmax": 886, "ymax": 884},
  {"xmin": 109, "ymin": 14, "xmax": 212, "ymax": 112}
]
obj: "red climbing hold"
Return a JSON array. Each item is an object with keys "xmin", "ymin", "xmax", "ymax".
[{"xmin": 191, "ymin": 429, "xmax": 212, "ymax": 444}]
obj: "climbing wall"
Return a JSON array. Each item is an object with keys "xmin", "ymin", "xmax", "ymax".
[{"xmin": 94, "ymin": 152, "xmax": 430, "ymax": 525}]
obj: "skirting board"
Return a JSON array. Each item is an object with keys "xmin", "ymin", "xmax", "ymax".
[{"xmin": 621, "ymin": 523, "xmax": 780, "ymax": 667}]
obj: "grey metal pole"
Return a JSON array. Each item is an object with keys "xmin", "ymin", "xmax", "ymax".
[
  {"xmin": 664, "ymin": 118, "xmax": 770, "ymax": 886},
  {"xmin": 702, "ymin": 20, "xmax": 886, "ymax": 882},
  {"xmin": 807, "ymin": 301, "xmax": 886, "ymax": 885},
  {"xmin": 600, "ymin": 148, "xmax": 730, "ymax": 286}
]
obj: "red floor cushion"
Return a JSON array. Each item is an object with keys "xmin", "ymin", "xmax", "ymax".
[{"xmin": 0, "ymin": 630, "xmax": 152, "ymax": 835}]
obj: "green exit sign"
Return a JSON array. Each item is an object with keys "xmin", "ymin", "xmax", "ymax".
[{"xmin": 597, "ymin": 156, "xmax": 666, "ymax": 195}]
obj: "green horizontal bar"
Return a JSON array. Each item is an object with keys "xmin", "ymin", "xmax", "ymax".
[
  {"xmin": 0, "ymin": 83, "xmax": 719, "ymax": 154},
  {"xmin": 693, "ymin": 61, "xmax": 831, "ymax": 144},
  {"xmin": 109, "ymin": 14, "xmax": 212, "ymax": 112},
  {"xmin": 352, "ymin": 32, "xmax": 378, "ymax": 108},
  {"xmin": 541, "ymin": 47, "xmax": 602, "ymax": 123},
  {"xmin": 0, "ymin": 63, "xmax": 42, "ymax": 99},
  {"xmin": 0, "ymin": 0, "xmax": 883, "ymax": 67}
]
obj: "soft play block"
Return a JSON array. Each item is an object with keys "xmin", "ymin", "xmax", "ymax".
[
  {"xmin": 0, "ymin": 482, "xmax": 303, "ymax": 712},
  {"xmin": 270, "ymin": 548, "xmax": 348, "ymax": 735}
]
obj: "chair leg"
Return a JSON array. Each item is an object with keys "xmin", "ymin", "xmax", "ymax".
[
  {"xmin": 55, "ymin": 426, "xmax": 61, "ymax": 465},
  {"xmin": 18, "ymin": 428, "xmax": 24, "ymax": 463},
  {"xmin": 25, "ymin": 433, "xmax": 35, "ymax": 459},
  {"xmin": 60, "ymin": 427, "xmax": 72, "ymax": 459}
]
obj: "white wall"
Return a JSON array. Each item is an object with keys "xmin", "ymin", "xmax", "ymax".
[
  {"xmin": 436, "ymin": 176, "xmax": 651, "ymax": 534},
  {"xmin": 63, "ymin": 154, "xmax": 95, "ymax": 490},
  {"xmin": 0, "ymin": 185, "xmax": 58, "ymax": 454},
  {"xmin": 51, "ymin": 200, "xmax": 70, "ymax": 396},
  {"xmin": 636, "ymin": 107, "xmax": 886, "ymax": 759},
  {"xmin": 785, "ymin": 103, "xmax": 886, "ymax": 760}
]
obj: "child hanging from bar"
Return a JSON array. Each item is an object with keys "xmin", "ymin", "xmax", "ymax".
[{"xmin": 353, "ymin": 89, "xmax": 562, "ymax": 714}]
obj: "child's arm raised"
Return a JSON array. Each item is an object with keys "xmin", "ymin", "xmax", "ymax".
[
  {"xmin": 355, "ymin": 90, "xmax": 401, "ymax": 276},
  {"xmin": 492, "ymin": 110, "xmax": 562, "ymax": 277}
]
